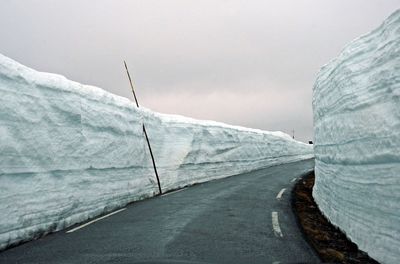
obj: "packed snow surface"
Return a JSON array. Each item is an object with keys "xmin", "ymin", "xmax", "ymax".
[
  {"xmin": 0, "ymin": 54, "xmax": 313, "ymax": 250},
  {"xmin": 313, "ymin": 10, "xmax": 400, "ymax": 264}
]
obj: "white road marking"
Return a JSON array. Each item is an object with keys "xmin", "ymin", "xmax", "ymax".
[
  {"xmin": 291, "ymin": 177, "xmax": 297, "ymax": 182},
  {"xmin": 272, "ymin": 261, "xmax": 281, "ymax": 264},
  {"xmin": 272, "ymin": 212, "xmax": 283, "ymax": 237},
  {"xmin": 66, "ymin": 208, "xmax": 126, "ymax": 233},
  {"xmin": 162, "ymin": 188, "xmax": 186, "ymax": 197},
  {"xmin": 276, "ymin": 188, "xmax": 286, "ymax": 200}
]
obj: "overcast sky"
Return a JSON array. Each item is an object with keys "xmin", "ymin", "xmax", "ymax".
[{"xmin": 0, "ymin": 1, "xmax": 399, "ymax": 142}]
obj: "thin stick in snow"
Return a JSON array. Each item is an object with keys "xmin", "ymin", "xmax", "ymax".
[{"xmin": 124, "ymin": 61, "xmax": 162, "ymax": 195}]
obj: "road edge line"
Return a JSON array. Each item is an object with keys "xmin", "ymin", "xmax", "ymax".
[{"xmin": 66, "ymin": 208, "xmax": 126, "ymax": 233}]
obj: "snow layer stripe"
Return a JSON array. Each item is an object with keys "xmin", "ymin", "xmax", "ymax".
[
  {"xmin": 0, "ymin": 53, "xmax": 313, "ymax": 251},
  {"xmin": 312, "ymin": 9, "xmax": 400, "ymax": 264}
]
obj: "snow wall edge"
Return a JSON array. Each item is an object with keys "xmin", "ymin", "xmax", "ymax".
[
  {"xmin": 0, "ymin": 53, "xmax": 313, "ymax": 250},
  {"xmin": 312, "ymin": 9, "xmax": 400, "ymax": 264}
]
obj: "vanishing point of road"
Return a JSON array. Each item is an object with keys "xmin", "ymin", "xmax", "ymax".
[{"xmin": 0, "ymin": 159, "xmax": 319, "ymax": 264}]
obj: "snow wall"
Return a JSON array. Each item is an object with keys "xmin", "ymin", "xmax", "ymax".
[
  {"xmin": 0, "ymin": 53, "xmax": 313, "ymax": 250},
  {"xmin": 313, "ymin": 10, "xmax": 400, "ymax": 264}
]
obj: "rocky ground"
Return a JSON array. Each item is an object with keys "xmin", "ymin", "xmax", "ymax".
[{"xmin": 292, "ymin": 171, "xmax": 379, "ymax": 264}]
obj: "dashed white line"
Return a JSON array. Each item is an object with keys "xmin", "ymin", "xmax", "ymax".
[
  {"xmin": 291, "ymin": 177, "xmax": 297, "ymax": 182},
  {"xmin": 66, "ymin": 208, "xmax": 126, "ymax": 233},
  {"xmin": 276, "ymin": 188, "xmax": 286, "ymax": 200},
  {"xmin": 272, "ymin": 212, "xmax": 283, "ymax": 237}
]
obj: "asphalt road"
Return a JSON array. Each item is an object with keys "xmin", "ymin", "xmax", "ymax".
[{"xmin": 0, "ymin": 159, "xmax": 319, "ymax": 264}]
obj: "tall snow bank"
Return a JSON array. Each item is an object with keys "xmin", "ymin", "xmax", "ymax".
[
  {"xmin": 0, "ymin": 54, "xmax": 313, "ymax": 250},
  {"xmin": 313, "ymin": 10, "xmax": 400, "ymax": 264}
]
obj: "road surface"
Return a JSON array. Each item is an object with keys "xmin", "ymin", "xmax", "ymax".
[{"xmin": 0, "ymin": 159, "xmax": 319, "ymax": 264}]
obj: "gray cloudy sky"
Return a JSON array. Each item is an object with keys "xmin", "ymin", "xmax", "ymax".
[{"xmin": 1, "ymin": 0, "xmax": 399, "ymax": 142}]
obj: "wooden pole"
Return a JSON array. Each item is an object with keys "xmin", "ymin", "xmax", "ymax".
[
  {"xmin": 124, "ymin": 61, "xmax": 162, "ymax": 195},
  {"xmin": 124, "ymin": 61, "xmax": 139, "ymax": 108}
]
